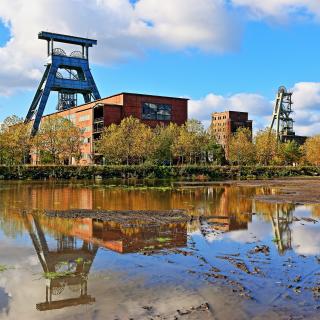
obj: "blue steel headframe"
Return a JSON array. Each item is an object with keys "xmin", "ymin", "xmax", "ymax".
[
  {"xmin": 25, "ymin": 32, "xmax": 101, "ymax": 136},
  {"xmin": 38, "ymin": 31, "xmax": 97, "ymax": 47}
]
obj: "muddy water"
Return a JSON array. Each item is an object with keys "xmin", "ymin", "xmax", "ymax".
[{"xmin": 0, "ymin": 180, "xmax": 319, "ymax": 320}]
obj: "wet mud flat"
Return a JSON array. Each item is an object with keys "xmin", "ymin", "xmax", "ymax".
[
  {"xmin": 227, "ymin": 177, "xmax": 320, "ymax": 204},
  {"xmin": 45, "ymin": 209, "xmax": 189, "ymax": 225},
  {"xmin": 1, "ymin": 181, "xmax": 320, "ymax": 319}
]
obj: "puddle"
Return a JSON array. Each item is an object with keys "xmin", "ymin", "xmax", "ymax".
[{"xmin": 0, "ymin": 180, "xmax": 319, "ymax": 319}]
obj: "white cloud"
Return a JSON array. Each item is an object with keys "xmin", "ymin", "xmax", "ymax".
[
  {"xmin": 291, "ymin": 83, "xmax": 320, "ymax": 136},
  {"xmin": 232, "ymin": 0, "xmax": 320, "ymax": 22},
  {"xmin": 292, "ymin": 224, "xmax": 320, "ymax": 255},
  {"xmin": 189, "ymin": 82, "xmax": 320, "ymax": 136},
  {"xmin": 0, "ymin": 0, "xmax": 241, "ymax": 95},
  {"xmin": 225, "ymin": 219, "xmax": 272, "ymax": 243},
  {"xmin": 133, "ymin": 0, "xmax": 241, "ymax": 52},
  {"xmin": 189, "ymin": 92, "xmax": 272, "ymax": 131},
  {"xmin": 291, "ymin": 82, "xmax": 320, "ymax": 111}
]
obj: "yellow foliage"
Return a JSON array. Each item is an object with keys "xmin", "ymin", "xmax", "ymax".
[
  {"xmin": 303, "ymin": 135, "xmax": 320, "ymax": 166},
  {"xmin": 228, "ymin": 128, "xmax": 255, "ymax": 165}
]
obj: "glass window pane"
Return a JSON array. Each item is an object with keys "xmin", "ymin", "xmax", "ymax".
[{"xmin": 142, "ymin": 102, "xmax": 172, "ymax": 120}]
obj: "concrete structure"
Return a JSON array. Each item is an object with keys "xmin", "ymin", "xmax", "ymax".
[
  {"xmin": 210, "ymin": 111, "xmax": 252, "ymax": 157},
  {"xmin": 33, "ymin": 92, "xmax": 188, "ymax": 165}
]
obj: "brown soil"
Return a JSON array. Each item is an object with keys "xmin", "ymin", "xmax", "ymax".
[
  {"xmin": 45, "ymin": 209, "xmax": 189, "ymax": 224},
  {"xmin": 228, "ymin": 177, "xmax": 320, "ymax": 205}
]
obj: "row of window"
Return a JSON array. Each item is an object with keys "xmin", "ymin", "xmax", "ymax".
[
  {"xmin": 212, "ymin": 128, "xmax": 226, "ymax": 132},
  {"xmin": 213, "ymin": 115, "xmax": 227, "ymax": 120},
  {"xmin": 216, "ymin": 135, "xmax": 227, "ymax": 140},
  {"xmin": 212, "ymin": 122, "xmax": 226, "ymax": 126},
  {"xmin": 142, "ymin": 102, "xmax": 172, "ymax": 121}
]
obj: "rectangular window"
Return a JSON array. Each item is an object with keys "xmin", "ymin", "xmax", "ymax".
[{"xmin": 142, "ymin": 102, "xmax": 172, "ymax": 121}]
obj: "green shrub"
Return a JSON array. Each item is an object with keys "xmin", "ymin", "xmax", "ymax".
[{"xmin": 0, "ymin": 165, "xmax": 319, "ymax": 180}]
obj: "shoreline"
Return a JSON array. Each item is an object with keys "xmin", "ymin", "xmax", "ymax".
[
  {"xmin": 228, "ymin": 178, "xmax": 320, "ymax": 205},
  {"xmin": 1, "ymin": 175, "xmax": 320, "ymax": 205},
  {"xmin": 0, "ymin": 164, "xmax": 319, "ymax": 180}
]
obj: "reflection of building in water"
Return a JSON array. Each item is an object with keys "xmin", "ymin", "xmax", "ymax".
[
  {"xmin": 21, "ymin": 212, "xmax": 187, "ymax": 312},
  {"xmin": 0, "ymin": 183, "xmax": 256, "ymax": 242},
  {"xmin": 22, "ymin": 214, "xmax": 97, "ymax": 311},
  {"xmin": 200, "ymin": 187, "xmax": 253, "ymax": 232},
  {"xmin": 70, "ymin": 219, "xmax": 187, "ymax": 253},
  {"xmin": 0, "ymin": 181, "xmax": 256, "ymax": 217},
  {"xmin": 205, "ymin": 214, "xmax": 251, "ymax": 232}
]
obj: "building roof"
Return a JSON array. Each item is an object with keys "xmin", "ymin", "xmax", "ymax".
[
  {"xmin": 106, "ymin": 92, "xmax": 189, "ymax": 101},
  {"xmin": 41, "ymin": 92, "xmax": 188, "ymax": 118},
  {"xmin": 212, "ymin": 110, "xmax": 249, "ymax": 115}
]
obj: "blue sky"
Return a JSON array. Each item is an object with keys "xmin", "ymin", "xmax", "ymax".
[{"xmin": 1, "ymin": 0, "xmax": 320, "ymax": 135}]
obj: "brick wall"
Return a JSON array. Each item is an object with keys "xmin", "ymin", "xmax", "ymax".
[
  {"xmin": 103, "ymin": 105, "xmax": 122, "ymax": 126},
  {"xmin": 34, "ymin": 92, "xmax": 188, "ymax": 165},
  {"xmin": 123, "ymin": 93, "xmax": 188, "ymax": 127}
]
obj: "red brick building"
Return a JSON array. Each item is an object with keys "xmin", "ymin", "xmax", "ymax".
[
  {"xmin": 34, "ymin": 92, "xmax": 188, "ymax": 164},
  {"xmin": 210, "ymin": 111, "xmax": 253, "ymax": 158}
]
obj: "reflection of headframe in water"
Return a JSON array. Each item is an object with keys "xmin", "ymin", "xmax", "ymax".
[
  {"xmin": 22, "ymin": 213, "xmax": 97, "ymax": 311},
  {"xmin": 269, "ymin": 203, "xmax": 294, "ymax": 255}
]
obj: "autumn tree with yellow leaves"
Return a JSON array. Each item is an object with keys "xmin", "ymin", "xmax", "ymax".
[
  {"xmin": 32, "ymin": 116, "xmax": 83, "ymax": 164},
  {"xmin": 149, "ymin": 123, "xmax": 179, "ymax": 165},
  {"xmin": 303, "ymin": 135, "xmax": 320, "ymax": 166},
  {"xmin": 2, "ymin": 113, "xmax": 320, "ymax": 167},
  {"xmin": 172, "ymin": 119, "xmax": 223, "ymax": 164},
  {"xmin": 0, "ymin": 115, "xmax": 31, "ymax": 165},
  {"xmin": 254, "ymin": 129, "xmax": 278, "ymax": 165},
  {"xmin": 98, "ymin": 118, "xmax": 223, "ymax": 165},
  {"xmin": 98, "ymin": 116, "xmax": 153, "ymax": 164},
  {"xmin": 228, "ymin": 127, "xmax": 255, "ymax": 165}
]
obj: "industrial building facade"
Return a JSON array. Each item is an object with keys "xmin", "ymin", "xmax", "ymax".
[
  {"xmin": 211, "ymin": 111, "xmax": 253, "ymax": 157},
  {"xmin": 34, "ymin": 92, "xmax": 188, "ymax": 165}
]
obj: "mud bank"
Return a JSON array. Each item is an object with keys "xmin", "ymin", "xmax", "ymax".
[
  {"xmin": 227, "ymin": 177, "xmax": 320, "ymax": 204},
  {"xmin": 45, "ymin": 209, "xmax": 189, "ymax": 224}
]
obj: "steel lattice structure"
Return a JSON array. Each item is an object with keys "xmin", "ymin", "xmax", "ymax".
[
  {"xmin": 25, "ymin": 31, "xmax": 101, "ymax": 136},
  {"xmin": 270, "ymin": 86, "xmax": 295, "ymax": 141}
]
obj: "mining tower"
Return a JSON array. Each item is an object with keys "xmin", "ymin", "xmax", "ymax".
[
  {"xmin": 25, "ymin": 31, "xmax": 101, "ymax": 136},
  {"xmin": 270, "ymin": 86, "xmax": 307, "ymax": 144}
]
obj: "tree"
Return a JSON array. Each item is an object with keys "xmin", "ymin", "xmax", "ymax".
[
  {"xmin": 172, "ymin": 119, "xmax": 207, "ymax": 164},
  {"xmin": 0, "ymin": 115, "xmax": 31, "ymax": 165},
  {"xmin": 204, "ymin": 133, "xmax": 225, "ymax": 165},
  {"xmin": 32, "ymin": 116, "xmax": 83, "ymax": 164},
  {"xmin": 0, "ymin": 115, "xmax": 25, "ymax": 130},
  {"xmin": 228, "ymin": 127, "xmax": 255, "ymax": 165},
  {"xmin": 278, "ymin": 140, "xmax": 302, "ymax": 165},
  {"xmin": 303, "ymin": 135, "xmax": 320, "ymax": 166},
  {"xmin": 59, "ymin": 121, "xmax": 83, "ymax": 164},
  {"xmin": 98, "ymin": 116, "xmax": 153, "ymax": 165},
  {"xmin": 97, "ymin": 124, "xmax": 124, "ymax": 164},
  {"xmin": 148, "ymin": 123, "xmax": 179, "ymax": 165},
  {"xmin": 254, "ymin": 129, "xmax": 278, "ymax": 165}
]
